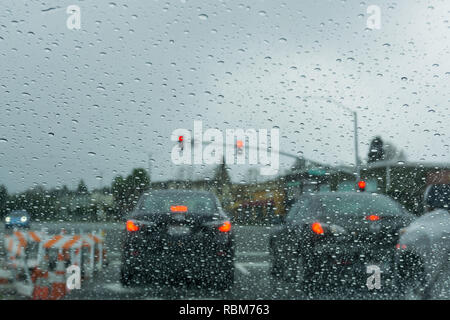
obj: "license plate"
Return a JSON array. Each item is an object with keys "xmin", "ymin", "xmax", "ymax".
[{"xmin": 167, "ymin": 225, "xmax": 191, "ymax": 236}]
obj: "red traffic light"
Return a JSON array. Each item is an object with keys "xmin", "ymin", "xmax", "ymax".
[
  {"xmin": 236, "ymin": 140, "xmax": 244, "ymax": 149},
  {"xmin": 178, "ymin": 135, "xmax": 184, "ymax": 142},
  {"xmin": 358, "ymin": 180, "xmax": 366, "ymax": 190}
]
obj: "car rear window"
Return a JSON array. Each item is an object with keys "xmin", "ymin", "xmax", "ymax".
[
  {"xmin": 316, "ymin": 195, "xmax": 404, "ymax": 217},
  {"xmin": 136, "ymin": 192, "xmax": 218, "ymax": 215},
  {"xmin": 425, "ymin": 184, "xmax": 450, "ymax": 210}
]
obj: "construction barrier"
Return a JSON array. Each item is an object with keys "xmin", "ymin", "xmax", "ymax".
[{"xmin": 1, "ymin": 228, "xmax": 107, "ymax": 300}]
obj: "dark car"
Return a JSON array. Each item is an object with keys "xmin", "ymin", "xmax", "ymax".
[
  {"xmin": 120, "ymin": 189, "xmax": 235, "ymax": 289},
  {"xmin": 4, "ymin": 210, "xmax": 31, "ymax": 230},
  {"xmin": 394, "ymin": 183, "xmax": 450, "ymax": 298},
  {"xmin": 269, "ymin": 192, "xmax": 414, "ymax": 292}
]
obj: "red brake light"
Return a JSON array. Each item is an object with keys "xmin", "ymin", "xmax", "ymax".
[
  {"xmin": 170, "ymin": 205, "xmax": 188, "ymax": 213},
  {"xmin": 311, "ymin": 222, "xmax": 324, "ymax": 235},
  {"xmin": 366, "ymin": 215, "xmax": 380, "ymax": 221},
  {"xmin": 218, "ymin": 221, "xmax": 231, "ymax": 233},
  {"xmin": 126, "ymin": 220, "xmax": 139, "ymax": 232},
  {"xmin": 358, "ymin": 180, "xmax": 366, "ymax": 190}
]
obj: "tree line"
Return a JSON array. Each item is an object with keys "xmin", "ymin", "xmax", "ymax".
[{"xmin": 0, "ymin": 168, "xmax": 151, "ymax": 222}]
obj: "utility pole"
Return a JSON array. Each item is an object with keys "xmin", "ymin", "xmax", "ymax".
[
  {"xmin": 302, "ymin": 95, "xmax": 360, "ymax": 182},
  {"xmin": 353, "ymin": 111, "xmax": 360, "ymax": 182},
  {"xmin": 148, "ymin": 153, "xmax": 152, "ymax": 181}
]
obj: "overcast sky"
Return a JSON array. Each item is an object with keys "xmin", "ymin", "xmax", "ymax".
[{"xmin": 0, "ymin": 0, "xmax": 449, "ymax": 193}]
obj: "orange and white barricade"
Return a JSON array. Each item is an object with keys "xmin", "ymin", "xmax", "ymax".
[
  {"xmin": 31, "ymin": 252, "xmax": 50, "ymax": 300},
  {"xmin": 4, "ymin": 227, "xmax": 107, "ymax": 299},
  {"xmin": 33, "ymin": 232, "xmax": 89, "ymax": 300},
  {"xmin": 42, "ymin": 233, "xmax": 84, "ymax": 266},
  {"xmin": 86, "ymin": 230, "xmax": 107, "ymax": 271},
  {"xmin": 0, "ymin": 268, "xmax": 13, "ymax": 285},
  {"xmin": 81, "ymin": 232, "xmax": 95, "ymax": 279},
  {"xmin": 48, "ymin": 248, "xmax": 67, "ymax": 300},
  {"xmin": 4, "ymin": 233, "xmax": 35, "ymax": 297}
]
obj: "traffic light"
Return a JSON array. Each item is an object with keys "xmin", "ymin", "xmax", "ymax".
[
  {"xmin": 178, "ymin": 135, "xmax": 184, "ymax": 151},
  {"xmin": 357, "ymin": 180, "xmax": 366, "ymax": 192},
  {"xmin": 236, "ymin": 139, "xmax": 244, "ymax": 154}
]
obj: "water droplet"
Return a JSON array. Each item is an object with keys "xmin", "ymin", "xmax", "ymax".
[{"xmin": 198, "ymin": 14, "xmax": 208, "ymax": 20}]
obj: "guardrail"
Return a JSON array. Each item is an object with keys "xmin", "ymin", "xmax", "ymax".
[{"xmin": 0, "ymin": 228, "xmax": 107, "ymax": 300}]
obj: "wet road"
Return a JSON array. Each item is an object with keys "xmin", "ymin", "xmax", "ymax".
[
  {"xmin": 1, "ymin": 223, "xmax": 447, "ymax": 300},
  {"xmin": 61, "ymin": 224, "xmax": 400, "ymax": 300}
]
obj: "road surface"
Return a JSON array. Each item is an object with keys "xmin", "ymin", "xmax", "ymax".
[{"xmin": 1, "ymin": 223, "xmax": 446, "ymax": 299}]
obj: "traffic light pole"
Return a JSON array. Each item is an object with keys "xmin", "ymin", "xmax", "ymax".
[
  {"xmin": 353, "ymin": 111, "xmax": 360, "ymax": 182},
  {"xmin": 302, "ymin": 95, "xmax": 360, "ymax": 182},
  {"xmin": 190, "ymin": 139, "xmax": 304, "ymax": 162}
]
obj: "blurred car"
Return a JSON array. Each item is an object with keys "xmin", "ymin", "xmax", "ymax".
[
  {"xmin": 394, "ymin": 183, "xmax": 450, "ymax": 298},
  {"xmin": 4, "ymin": 210, "xmax": 31, "ymax": 229},
  {"xmin": 269, "ymin": 192, "xmax": 414, "ymax": 291},
  {"xmin": 121, "ymin": 189, "xmax": 235, "ymax": 289}
]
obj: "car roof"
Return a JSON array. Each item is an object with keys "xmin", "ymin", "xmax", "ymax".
[
  {"xmin": 301, "ymin": 192, "xmax": 399, "ymax": 207},
  {"xmin": 144, "ymin": 189, "xmax": 216, "ymax": 196},
  {"xmin": 305, "ymin": 192, "xmax": 388, "ymax": 199}
]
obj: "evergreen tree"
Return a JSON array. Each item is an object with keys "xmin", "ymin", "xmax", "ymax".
[
  {"xmin": 76, "ymin": 179, "xmax": 89, "ymax": 194},
  {"xmin": 111, "ymin": 168, "xmax": 150, "ymax": 218},
  {"xmin": 0, "ymin": 185, "xmax": 8, "ymax": 216}
]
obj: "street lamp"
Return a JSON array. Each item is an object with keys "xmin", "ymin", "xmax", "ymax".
[{"xmin": 301, "ymin": 95, "xmax": 361, "ymax": 182}]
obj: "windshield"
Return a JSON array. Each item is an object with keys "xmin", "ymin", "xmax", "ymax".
[{"xmin": 1, "ymin": 0, "xmax": 449, "ymax": 306}]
